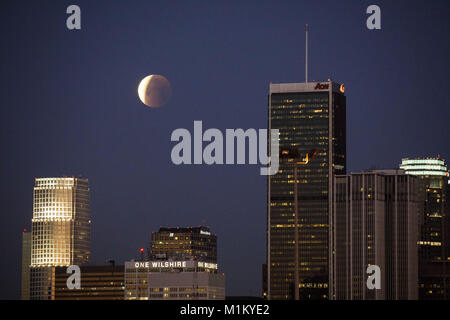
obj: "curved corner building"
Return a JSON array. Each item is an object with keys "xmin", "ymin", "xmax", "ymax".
[
  {"xmin": 30, "ymin": 177, "xmax": 90, "ymax": 300},
  {"xmin": 400, "ymin": 157, "xmax": 450, "ymax": 299}
]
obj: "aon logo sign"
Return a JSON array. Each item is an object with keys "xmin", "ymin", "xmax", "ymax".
[{"xmin": 314, "ymin": 83, "xmax": 329, "ymax": 90}]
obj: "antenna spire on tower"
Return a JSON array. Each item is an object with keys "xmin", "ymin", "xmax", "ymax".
[{"xmin": 305, "ymin": 24, "xmax": 309, "ymax": 83}]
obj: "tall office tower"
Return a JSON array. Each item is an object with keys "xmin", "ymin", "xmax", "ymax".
[
  {"xmin": 267, "ymin": 80, "xmax": 346, "ymax": 299},
  {"xmin": 150, "ymin": 226, "xmax": 217, "ymax": 263},
  {"xmin": 332, "ymin": 170, "xmax": 419, "ymax": 300},
  {"xmin": 400, "ymin": 157, "xmax": 449, "ymax": 299},
  {"xmin": 400, "ymin": 158, "xmax": 449, "ymax": 260},
  {"xmin": 21, "ymin": 230, "xmax": 31, "ymax": 300},
  {"xmin": 128, "ymin": 226, "xmax": 224, "ymax": 300},
  {"xmin": 29, "ymin": 177, "xmax": 90, "ymax": 300}
]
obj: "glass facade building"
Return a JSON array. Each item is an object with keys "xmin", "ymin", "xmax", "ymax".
[
  {"xmin": 29, "ymin": 177, "xmax": 91, "ymax": 300},
  {"xmin": 267, "ymin": 81, "xmax": 346, "ymax": 299}
]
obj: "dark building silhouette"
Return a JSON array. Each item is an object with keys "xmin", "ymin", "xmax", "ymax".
[
  {"xmin": 262, "ymin": 263, "xmax": 267, "ymax": 299},
  {"xmin": 419, "ymin": 260, "xmax": 450, "ymax": 299}
]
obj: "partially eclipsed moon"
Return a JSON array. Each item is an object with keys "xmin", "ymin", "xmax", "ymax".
[{"xmin": 138, "ymin": 74, "xmax": 172, "ymax": 107}]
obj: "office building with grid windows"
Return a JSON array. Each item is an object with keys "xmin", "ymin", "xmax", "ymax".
[
  {"xmin": 54, "ymin": 265, "xmax": 124, "ymax": 300},
  {"xmin": 267, "ymin": 80, "xmax": 346, "ymax": 299},
  {"xmin": 332, "ymin": 169, "xmax": 419, "ymax": 300},
  {"xmin": 21, "ymin": 230, "xmax": 31, "ymax": 300},
  {"xmin": 400, "ymin": 157, "xmax": 450, "ymax": 299},
  {"xmin": 29, "ymin": 177, "xmax": 91, "ymax": 300},
  {"xmin": 150, "ymin": 226, "xmax": 217, "ymax": 263}
]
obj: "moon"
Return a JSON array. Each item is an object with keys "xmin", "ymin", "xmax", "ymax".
[{"xmin": 138, "ymin": 74, "xmax": 172, "ymax": 107}]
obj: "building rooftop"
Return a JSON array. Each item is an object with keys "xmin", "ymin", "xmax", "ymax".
[
  {"xmin": 155, "ymin": 226, "xmax": 213, "ymax": 235},
  {"xmin": 400, "ymin": 157, "xmax": 448, "ymax": 177}
]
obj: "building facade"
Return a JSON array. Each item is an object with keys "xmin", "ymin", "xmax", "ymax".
[
  {"xmin": 400, "ymin": 157, "xmax": 449, "ymax": 299},
  {"xmin": 21, "ymin": 230, "xmax": 31, "ymax": 300},
  {"xmin": 419, "ymin": 260, "xmax": 450, "ymax": 299},
  {"xmin": 332, "ymin": 170, "xmax": 418, "ymax": 300},
  {"xmin": 150, "ymin": 226, "xmax": 217, "ymax": 263},
  {"xmin": 124, "ymin": 260, "xmax": 225, "ymax": 300},
  {"xmin": 262, "ymin": 263, "xmax": 267, "ymax": 299},
  {"xmin": 29, "ymin": 177, "xmax": 91, "ymax": 300},
  {"xmin": 267, "ymin": 80, "xmax": 346, "ymax": 299},
  {"xmin": 54, "ymin": 265, "xmax": 124, "ymax": 300}
]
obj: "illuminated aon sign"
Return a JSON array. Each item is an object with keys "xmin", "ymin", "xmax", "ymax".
[{"xmin": 314, "ymin": 83, "xmax": 329, "ymax": 90}]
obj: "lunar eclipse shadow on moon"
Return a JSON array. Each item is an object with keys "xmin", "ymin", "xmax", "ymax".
[{"xmin": 138, "ymin": 74, "xmax": 172, "ymax": 108}]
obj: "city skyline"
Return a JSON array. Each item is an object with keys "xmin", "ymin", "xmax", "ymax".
[{"xmin": 1, "ymin": 1, "xmax": 449, "ymax": 299}]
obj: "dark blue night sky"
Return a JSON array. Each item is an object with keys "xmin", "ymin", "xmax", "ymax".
[{"xmin": 0, "ymin": 0, "xmax": 449, "ymax": 299}]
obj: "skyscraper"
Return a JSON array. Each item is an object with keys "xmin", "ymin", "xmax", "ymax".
[
  {"xmin": 29, "ymin": 177, "xmax": 91, "ymax": 300},
  {"xmin": 400, "ymin": 158, "xmax": 449, "ymax": 261},
  {"xmin": 21, "ymin": 230, "xmax": 31, "ymax": 300},
  {"xmin": 332, "ymin": 170, "xmax": 419, "ymax": 300},
  {"xmin": 400, "ymin": 157, "xmax": 449, "ymax": 299},
  {"xmin": 267, "ymin": 80, "xmax": 346, "ymax": 299},
  {"xmin": 125, "ymin": 225, "xmax": 224, "ymax": 300},
  {"xmin": 150, "ymin": 226, "xmax": 217, "ymax": 263}
]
